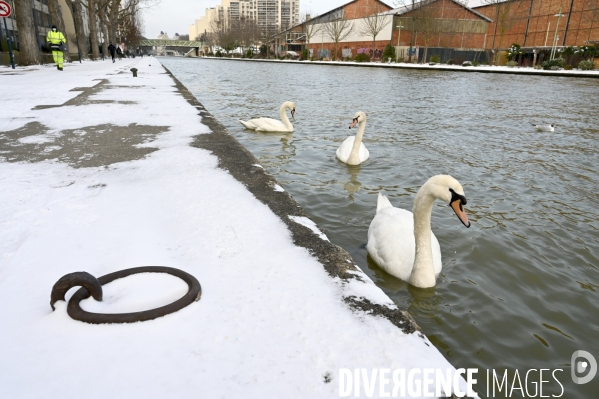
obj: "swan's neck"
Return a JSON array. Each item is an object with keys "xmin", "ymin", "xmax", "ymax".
[
  {"xmin": 347, "ymin": 120, "xmax": 366, "ymax": 164},
  {"xmin": 409, "ymin": 189, "xmax": 437, "ymax": 288},
  {"xmin": 279, "ymin": 105, "xmax": 292, "ymax": 130}
]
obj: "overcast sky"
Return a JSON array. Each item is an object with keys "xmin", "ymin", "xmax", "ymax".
[{"xmin": 141, "ymin": 0, "xmax": 398, "ymax": 39}]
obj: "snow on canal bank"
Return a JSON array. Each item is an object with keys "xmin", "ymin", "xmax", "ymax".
[{"xmin": 0, "ymin": 59, "xmax": 474, "ymax": 398}]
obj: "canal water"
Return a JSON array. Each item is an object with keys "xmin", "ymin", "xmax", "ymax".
[{"xmin": 161, "ymin": 57, "xmax": 599, "ymax": 397}]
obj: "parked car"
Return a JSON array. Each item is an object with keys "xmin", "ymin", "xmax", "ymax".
[{"xmin": 285, "ymin": 51, "xmax": 300, "ymax": 59}]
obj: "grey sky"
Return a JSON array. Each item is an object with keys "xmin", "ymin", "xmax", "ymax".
[{"xmin": 141, "ymin": 0, "xmax": 397, "ymax": 39}]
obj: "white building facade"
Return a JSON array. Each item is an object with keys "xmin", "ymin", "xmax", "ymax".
[{"xmin": 189, "ymin": 0, "xmax": 300, "ymax": 40}]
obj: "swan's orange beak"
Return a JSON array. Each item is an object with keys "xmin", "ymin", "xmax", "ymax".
[
  {"xmin": 450, "ymin": 199, "xmax": 471, "ymax": 228},
  {"xmin": 291, "ymin": 109, "xmax": 295, "ymax": 119},
  {"xmin": 349, "ymin": 118, "xmax": 358, "ymax": 129}
]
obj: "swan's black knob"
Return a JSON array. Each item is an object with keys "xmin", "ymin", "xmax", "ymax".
[{"xmin": 50, "ymin": 272, "xmax": 103, "ymax": 310}]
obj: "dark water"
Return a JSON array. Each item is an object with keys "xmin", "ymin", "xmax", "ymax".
[{"xmin": 161, "ymin": 57, "xmax": 599, "ymax": 398}]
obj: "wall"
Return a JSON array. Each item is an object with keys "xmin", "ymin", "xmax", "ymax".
[
  {"xmin": 474, "ymin": 0, "xmax": 599, "ymax": 49},
  {"xmin": 390, "ymin": 0, "xmax": 491, "ymax": 51},
  {"xmin": 304, "ymin": 15, "xmax": 394, "ymax": 58}
]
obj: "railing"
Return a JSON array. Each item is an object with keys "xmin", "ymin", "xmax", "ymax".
[{"xmin": 139, "ymin": 39, "xmax": 205, "ymax": 47}]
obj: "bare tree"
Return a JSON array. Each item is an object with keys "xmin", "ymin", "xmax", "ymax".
[
  {"xmin": 322, "ymin": 18, "xmax": 354, "ymax": 60},
  {"xmin": 210, "ymin": 17, "xmax": 237, "ymax": 54},
  {"xmin": 235, "ymin": 17, "xmax": 261, "ymax": 54},
  {"xmin": 483, "ymin": 0, "xmax": 514, "ymax": 64},
  {"xmin": 92, "ymin": 0, "xmax": 156, "ymax": 57},
  {"xmin": 393, "ymin": 0, "xmax": 419, "ymax": 62},
  {"xmin": 98, "ymin": 4, "xmax": 110, "ymax": 57},
  {"xmin": 71, "ymin": 0, "xmax": 90, "ymax": 59},
  {"xmin": 360, "ymin": 4, "xmax": 391, "ymax": 57},
  {"xmin": 300, "ymin": 11, "xmax": 320, "ymax": 53},
  {"xmin": 87, "ymin": 0, "xmax": 101, "ymax": 59},
  {"xmin": 13, "ymin": 0, "xmax": 41, "ymax": 65},
  {"xmin": 415, "ymin": 5, "xmax": 440, "ymax": 62}
]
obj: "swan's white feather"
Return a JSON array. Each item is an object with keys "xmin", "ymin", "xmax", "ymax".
[
  {"xmin": 367, "ymin": 201, "xmax": 442, "ymax": 281},
  {"xmin": 239, "ymin": 102, "xmax": 294, "ymax": 132},
  {"xmin": 336, "ymin": 136, "xmax": 369, "ymax": 163},
  {"xmin": 376, "ymin": 192, "xmax": 393, "ymax": 212}
]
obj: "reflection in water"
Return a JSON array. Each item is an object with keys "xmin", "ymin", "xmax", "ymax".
[
  {"xmin": 342, "ymin": 164, "xmax": 362, "ymax": 199},
  {"xmin": 280, "ymin": 134, "xmax": 294, "ymax": 154},
  {"xmin": 163, "ymin": 58, "xmax": 599, "ymax": 399},
  {"xmin": 407, "ymin": 285, "xmax": 442, "ymax": 320}
]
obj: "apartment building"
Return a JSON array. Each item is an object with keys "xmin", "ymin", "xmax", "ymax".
[{"xmin": 189, "ymin": 0, "xmax": 300, "ymax": 40}]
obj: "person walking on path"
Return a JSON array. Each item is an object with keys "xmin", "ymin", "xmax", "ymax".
[
  {"xmin": 116, "ymin": 45, "xmax": 123, "ymax": 60},
  {"xmin": 108, "ymin": 42, "xmax": 117, "ymax": 63},
  {"xmin": 46, "ymin": 25, "xmax": 66, "ymax": 71}
]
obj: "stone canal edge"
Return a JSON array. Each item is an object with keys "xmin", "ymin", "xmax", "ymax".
[{"xmin": 161, "ymin": 64, "xmax": 425, "ymax": 337}]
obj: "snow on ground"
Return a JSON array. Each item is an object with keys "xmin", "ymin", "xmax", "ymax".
[
  {"xmin": 0, "ymin": 59, "xmax": 473, "ymax": 398},
  {"xmin": 215, "ymin": 57, "xmax": 599, "ymax": 77}
]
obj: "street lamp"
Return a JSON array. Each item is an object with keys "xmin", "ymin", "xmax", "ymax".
[
  {"xmin": 550, "ymin": 7, "xmax": 565, "ymax": 60},
  {"xmin": 395, "ymin": 25, "xmax": 404, "ymax": 63}
]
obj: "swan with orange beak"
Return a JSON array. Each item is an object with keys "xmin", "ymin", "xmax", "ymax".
[
  {"xmin": 367, "ymin": 175, "xmax": 471, "ymax": 288},
  {"xmin": 336, "ymin": 111, "xmax": 370, "ymax": 165}
]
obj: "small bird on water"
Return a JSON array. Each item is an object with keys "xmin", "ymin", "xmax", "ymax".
[{"xmin": 532, "ymin": 123, "xmax": 556, "ymax": 132}]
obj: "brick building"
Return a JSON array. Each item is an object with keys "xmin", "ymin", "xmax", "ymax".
[
  {"xmin": 391, "ymin": 0, "xmax": 492, "ymax": 61},
  {"xmin": 274, "ymin": 0, "xmax": 394, "ymax": 59},
  {"xmin": 473, "ymin": 0, "xmax": 599, "ymax": 64},
  {"xmin": 275, "ymin": 0, "xmax": 598, "ymax": 64}
]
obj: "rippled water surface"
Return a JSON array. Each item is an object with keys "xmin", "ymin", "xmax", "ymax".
[{"xmin": 162, "ymin": 57, "xmax": 599, "ymax": 397}]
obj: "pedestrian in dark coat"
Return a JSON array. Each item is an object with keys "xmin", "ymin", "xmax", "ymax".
[{"xmin": 108, "ymin": 42, "xmax": 117, "ymax": 63}]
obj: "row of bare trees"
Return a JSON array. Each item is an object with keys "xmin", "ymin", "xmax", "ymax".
[
  {"xmin": 206, "ymin": 16, "xmax": 262, "ymax": 54},
  {"xmin": 302, "ymin": 5, "xmax": 391, "ymax": 60},
  {"xmin": 201, "ymin": 4, "xmax": 393, "ymax": 60},
  {"xmin": 12, "ymin": 0, "xmax": 154, "ymax": 65}
]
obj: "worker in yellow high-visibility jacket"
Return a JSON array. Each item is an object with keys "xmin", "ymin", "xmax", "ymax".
[{"xmin": 47, "ymin": 25, "xmax": 66, "ymax": 71}]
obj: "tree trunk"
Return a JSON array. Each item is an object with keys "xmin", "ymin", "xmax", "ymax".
[
  {"xmin": 87, "ymin": 0, "xmax": 100, "ymax": 60},
  {"xmin": 13, "ymin": 0, "xmax": 42, "ymax": 65},
  {"xmin": 372, "ymin": 38, "xmax": 375, "ymax": 59},
  {"xmin": 72, "ymin": 0, "xmax": 88, "ymax": 60},
  {"xmin": 47, "ymin": 0, "xmax": 70, "ymax": 62},
  {"xmin": 109, "ymin": 0, "xmax": 120, "ymax": 44},
  {"xmin": 98, "ymin": 6, "xmax": 109, "ymax": 57}
]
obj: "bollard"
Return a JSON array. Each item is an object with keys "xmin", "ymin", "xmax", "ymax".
[{"xmin": 130, "ymin": 68, "xmax": 138, "ymax": 77}]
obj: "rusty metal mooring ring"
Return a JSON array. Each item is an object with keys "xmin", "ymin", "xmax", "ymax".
[{"xmin": 51, "ymin": 266, "xmax": 201, "ymax": 324}]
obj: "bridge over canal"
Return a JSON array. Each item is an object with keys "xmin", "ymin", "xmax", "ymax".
[{"xmin": 139, "ymin": 39, "xmax": 206, "ymax": 56}]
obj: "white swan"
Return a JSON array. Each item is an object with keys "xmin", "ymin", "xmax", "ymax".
[
  {"xmin": 239, "ymin": 101, "xmax": 295, "ymax": 132},
  {"xmin": 336, "ymin": 111, "xmax": 370, "ymax": 165},
  {"xmin": 366, "ymin": 175, "xmax": 471, "ymax": 288},
  {"xmin": 532, "ymin": 123, "xmax": 555, "ymax": 132}
]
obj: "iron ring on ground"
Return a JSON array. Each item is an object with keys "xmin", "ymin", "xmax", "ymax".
[{"xmin": 67, "ymin": 266, "xmax": 201, "ymax": 324}]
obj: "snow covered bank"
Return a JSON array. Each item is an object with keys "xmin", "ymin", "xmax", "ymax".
[
  {"xmin": 201, "ymin": 56, "xmax": 599, "ymax": 78},
  {"xmin": 0, "ymin": 59, "xmax": 475, "ymax": 398}
]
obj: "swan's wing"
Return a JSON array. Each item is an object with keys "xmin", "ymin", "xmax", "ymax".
[
  {"xmin": 239, "ymin": 120, "xmax": 258, "ymax": 130},
  {"xmin": 359, "ymin": 143, "xmax": 370, "ymax": 162},
  {"xmin": 367, "ymin": 207, "xmax": 416, "ymax": 281},
  {"xmin": 432, "ymin": 233, "xmax": 442, "ymax": 276},
  {"xmin": 376, "ymin": 192, "xmax": 393, "ymax": 212},
  {"xmin": 254, "ymin": 118, "xmax": 290, "ymax": 132},
  {"xmin": 336, "ymin": 136, "xmax": 355, "ymax": 162}
]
